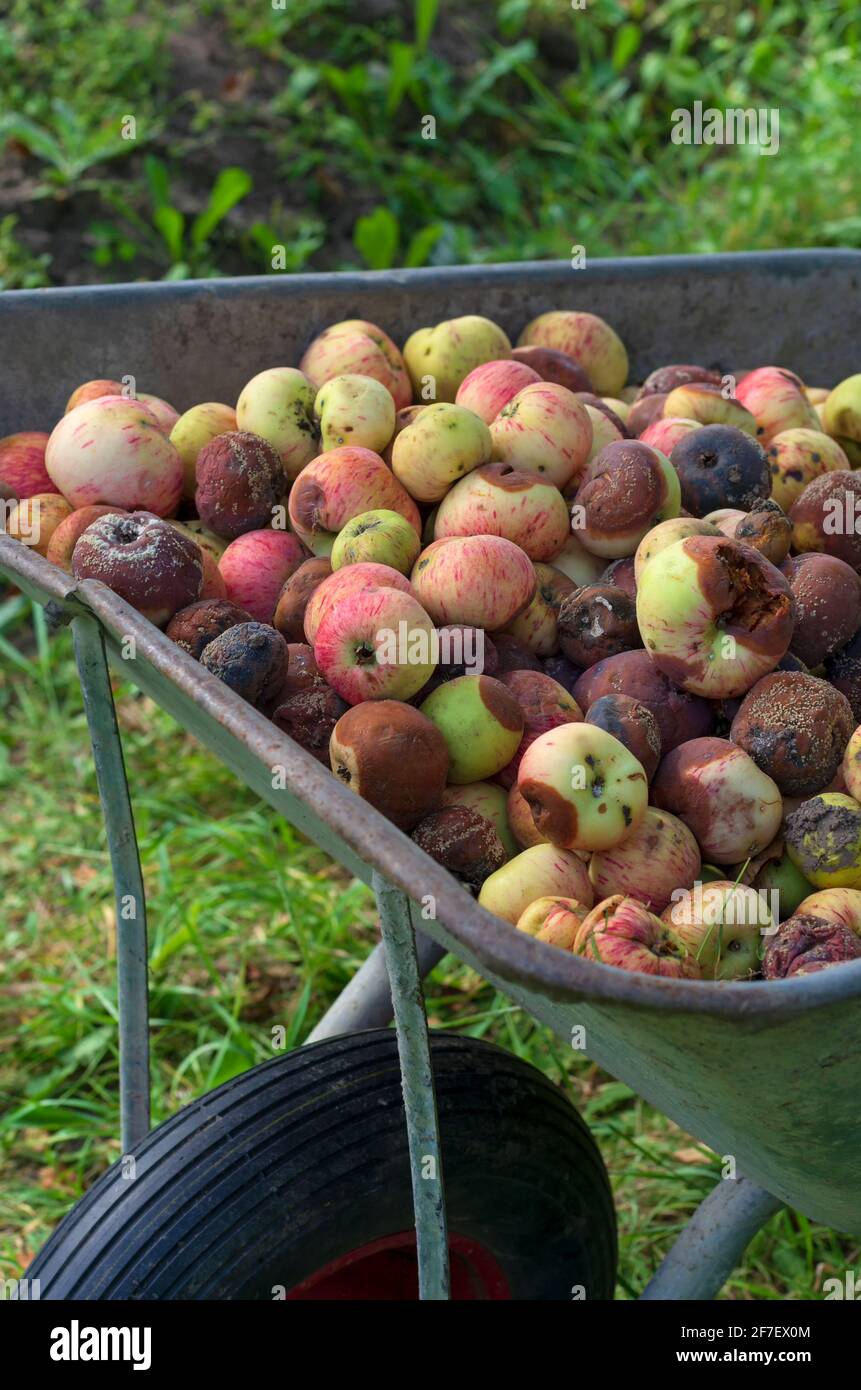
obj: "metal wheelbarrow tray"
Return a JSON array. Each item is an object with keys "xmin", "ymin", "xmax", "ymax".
[{"xmin": 2, "ymin": 252, "xmax": 861, "ymax": 1298}]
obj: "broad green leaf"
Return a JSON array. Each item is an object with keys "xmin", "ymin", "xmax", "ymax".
[
  {"xmin": 191, "ymin": 167, "xmax": 252, "ymax": 247},
  {"xmin": 415, "ymin": 0, "xmax": 439, "ymax": 54},
  {"xmin": 153, "ymin": 204, "xmax": 185, "ymax": 262},
  {"xmin": 386, "ymin": 41, "xmax": 416, "ymax": 115},
  {"xmin": 404, "ymin": 222, "xmax": 443, "ymax": 267},
  {"xmin": 612, "ymin": 23, "xmax": 642, "ymax": 70},
  {"xmin": 353, "ymin": 205, "xmax": 400, "ymax": 269},
  {"xmin": 144, "ymin": 155, "xmax": 171, "ymax": 210}
]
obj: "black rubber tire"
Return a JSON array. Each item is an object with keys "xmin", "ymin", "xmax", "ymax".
[{"xmin": 28, "ymin": 1030, "xmax": 617, "ymax": 1300}]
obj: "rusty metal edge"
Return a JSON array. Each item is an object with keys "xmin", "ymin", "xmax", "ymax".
[{"xmin": 5, "ymin": 532, "xmax": 861, "ymax": 1019}]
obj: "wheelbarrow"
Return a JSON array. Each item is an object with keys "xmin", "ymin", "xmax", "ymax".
[{"xmin": 3, "ymin": 252, "xmax": 861, "ymax": 1301}]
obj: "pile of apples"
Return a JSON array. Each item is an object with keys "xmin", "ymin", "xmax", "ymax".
[{"xmin": 5, "ymin": 307, "xmax": 861, "ymax": 984}]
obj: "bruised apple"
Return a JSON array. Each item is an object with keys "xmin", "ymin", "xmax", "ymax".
[
  {"xmin": 635, "ymin": 535, "xmax": 795, "ymax": 698},
  {"xmin": 573, "ymin": 895, "xmax": 700, "ymax": 978},
  {"xmin": 517, "ymin": 722, "xmax": 648, "ymax": 852}
]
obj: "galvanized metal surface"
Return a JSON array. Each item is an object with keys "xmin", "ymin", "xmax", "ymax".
[
  {"xmin": 72, "ymin": 616, "xmax": 150, "ymax": 1151},
  {"xmin": 3, "ymin": 251, "xmax": 861, "ymax": 1237},
  {"xmin": 306, "ymin": 934, "xmax": 446, "ymax": 1044},
  {"xmin": 1, "ymin": 251, "xmax": 859, "ymax": 432},
  {"xmin": 640, "ymin": 1178, "xmax": 784, "ymax": 1300},
  {"xmin": 375, "ymin": 874, "xmax": 449, "ymax": 1301}
]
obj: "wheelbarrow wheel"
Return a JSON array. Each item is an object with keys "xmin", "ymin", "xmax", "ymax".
[{"xmin": 27, "ymin": 1029, "xmax": 616, "ymax": 1300}]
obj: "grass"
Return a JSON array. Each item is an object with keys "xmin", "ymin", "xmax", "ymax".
[{"xmin": 1, "ymin": 601, "xmax": 858, "ymax": 1297}]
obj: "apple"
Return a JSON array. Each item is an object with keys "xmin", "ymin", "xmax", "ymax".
[
  {"xmin": 6, "ymin": 493, "xmax": 73, "ymax": 556},
  {"xmin": 235, "ymin": 367, "xmax": 319, "ymax": 480},
  {"xmin": 784, "ymin": 792, "xmax": 861, "ymax": 890},
  {"xmin": 314, "ymin": 585, "xmax": 436, "ymax": 704},
  {"xmin": 331, "ymin": 508, "xmax": 421, "ymax": 574},
  {"xmin": 169, "ymin": 403, "xmax": 238, "ymax": 501},
  {"xmin": 638, "ymin": 416, "xmax": 699, "ymax": 454},
  {"xmin": 391, "ymin": 402, "xmax": 492, "ymax": 504},
  {"xmin": 517, "ymin": 722, "xmax": 648, "ymax": 852},
  {"xmin": 440, "ymin": 782, "xmax": 519, "ymax": 859},
  {"xmin": 314, "ymin": 374, "xmax": 396, "ymax": 453},
  {"xmin": 795, "ymin": 887, "xmax": 861, "ymax": 936},
  {"xmin": 300, "ymin": 319, "xmax": 412, "ymax": 409},
  {"xmin": 65, "ymin": 378, "xmax": 124, "ymax": 412},
  {"xmin": 633, "ymin": 516, "xmax": 720, "ymax": 584},
  {"xmin": 478, "ymin": 842, "xmax": 594, "ymax": 925},
  {"xmin": 506, "ymin": 783, "xmax": 548, "ymax": 848},
  {"xmin": 736, "ymin": 366, "xmax": 819, "ymax": 444},
  {"xmin": 549, "ymin": 533, "xmax": 607, "ymax": 588},
  {"xmin": 588, "ymin": 807, "xmax": 701, "ymax": 913},
  {"xmin": 574, "ymin": 648, "xmax": 714, "ymax": 754},
  {"xmin": 517, "ymin": 311, "xmax": 628, "ymax": 396},
  {"xmin": 455, "ymin": 359, "xmax": 542, "ymax": 424},
  {"xmin": 0, "ymin": 432, "xmax": 55, "ymax": 500},
  {"xmin": 652, "ymin": 736, "xmax": 783, "ymax": 863},
  {"xmin": 762, "ymin": 912, "xmax": 861, "ymax": 978},
  {"xmin": 501, "ymin": 562, "xmax": 576, "ymax": 656},
  {"xmin": 411, "ymin": 535, "xmax": 535, "ymax": 630},
  {"xmin": 516, "ymin": 896, "xmax": 589, "ymax": 949},
  {"xmin": 329, "ymin": 699, "xmax": 448, "ymax": 829},
  {"xmin": 419, "ymin": 674, "xmax": 524, "ymax": 783},
  {"xmin": 766, "ymin": 428, "xmax": 849, "ymax": 511},
  {"xmin": 581, "ymin": 405, "xmax": 624, "ymax": 467},
  {"xmin": 489, "ymin": 383, "xmax": 593, "ymax": 490},
  {"xmin": 288, "ymin": 446, "xmax": 420, "ymax": 555},
  {"xmin": 749, "ymin": 843, "xmax": 814, "ymax": 922},
  {"xmin": 822, "ymin": 373, "xmax": 861, "ymax": 445},
  {"xmin": 669, "ymin": 425, "xmax": 770, "ymax": 517},
  {"xmin": 45, "ymin": 396, "xmax": 183, "ymax": 516},
  {"xmin": 136, "ymin": 393, "xmax": 179, "ymax": 433},
  {"xmin": 403, "ymin": 315, "xmax": 512, "ymax": 403},
  {"xmin": 434, "ymin": 462, "xmax": 570, "ymax": 562},
  {"xmin": 303, "ymin": 561, "xmax": 417, "ymax": 644},
  {"xmin": 662, "ymin": 880, "xmax": 770, "ymax": 979},
  {"xmin": 511, "ymin": 345, "xmax": 592, "ymax": 393},
  {"xmin": 584, "ymin": 693, "xmax": 662, "ymax": 782},
  {"xmin": 635, "ymin": 535, "xmax": 794, "ymax": 698},
  {"xmin": 572, "ymin": 441, "xmax": 681, "ymax": 558},
  {"xmin": 843, "ymin": 724, "xmax": 861, "ymax": 805},
  {"xmin": 495, "ymin": 669, "xmax": 583, "ymax": 789},
  {"xmin": 663, "ymin": 382, "xmax": 757, "ymax": 434},
  {"xmin": 557, "ymin": 584, "xmax": 640, "ymax": 669},
  {"xmin": 218, "ymin": 529, "xmax": 307, "ymax": 623},
  {"xmin": 731, "ymin": 670, "xmax": 853, "ymax": 797},
  {"xmin": 573, "ymin": 895, "xmax": 700, "ymax": 978}
]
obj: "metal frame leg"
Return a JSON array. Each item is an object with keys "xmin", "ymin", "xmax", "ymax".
[
  {"xmin": 73, "ymin": 616, "xmax": 150, "ymax": 1152},
  {"xmin": 640, "ymin": 1175, "xmax": 784, "ymax": 1300},
  {"xmin": 373, "ymin": 873, "xmax": 450, "ymax": 1301}
]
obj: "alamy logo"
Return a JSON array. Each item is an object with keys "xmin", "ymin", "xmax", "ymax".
[
  {"xmin": 823, "ymin": 1271, "xmax": 861, "ymax": 1299},
  {"xmin": 671, "ymin": 101, "xmax": 779, "ymax": 156},
  {"xmin": 50, "ymin": 1321, "xmax": 152, "ymax": 1370},
  {"xmin": 1, "ymin": 1277, "xmax": 40, "ymax": 1299}
]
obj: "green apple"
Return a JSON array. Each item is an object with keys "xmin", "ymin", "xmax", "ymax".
[
  {"xmin": 331, "ymin": 509, "xmax": 421, "ymax": 574},
  {"xmin": 478, "ymin": 843, "xmax": 594, "ymax": 925},
  {"xmin": 420, "ymin": 674, "xmax": 523, "ymax": 783},
  {"xmin": 315, "ymin": 374, "xmax": 395, "ymax": 453}
]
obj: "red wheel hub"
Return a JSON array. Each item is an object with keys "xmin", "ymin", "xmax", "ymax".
[{"xmin": 287, "ymin": 1232, "xmax": 510, "ymax": 1300}]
